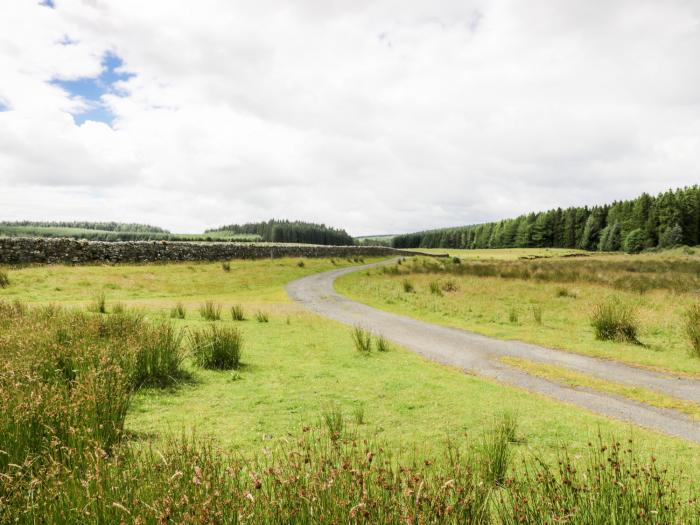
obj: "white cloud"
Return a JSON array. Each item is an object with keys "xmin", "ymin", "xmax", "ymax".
[{"xmin": 0, "ymin": 0, "xmax": 699, "ymax": 235}]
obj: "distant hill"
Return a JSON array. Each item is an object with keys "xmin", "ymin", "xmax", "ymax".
[{"xmin": 392, "ymin": 186, "xmax": 700, "ymax": 253}]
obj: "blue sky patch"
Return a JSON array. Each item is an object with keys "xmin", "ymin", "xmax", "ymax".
[
  {"xmin": 40, "ymin": 0, "xmax": 55, "ymax": 8},
  {"xmin": 51, "ymin": 52, "xmax": 134, "ymax": 126}
]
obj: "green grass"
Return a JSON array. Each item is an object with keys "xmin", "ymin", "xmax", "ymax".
[
  {"xmin": 335, "ymin": 253, "xmax": 700, "ymax": 376},
  {"xmin": 2, "ymin": 255, "xmax": 699, "ymax": 494}
]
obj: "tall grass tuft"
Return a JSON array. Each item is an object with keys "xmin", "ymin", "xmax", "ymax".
[
  {"xmin": 684, "ymin": 303, "xmax": 700, "ymax": 358},
  {"xmin": 255, "ymin": 310, "xmax": 269, "ymax": 323},
  {"xmin": 402, "ymin": 279, "xmax": 415, "ymax": 293},
  {"xmin": 429, "ymin": 280, "xmax": 443, "ymax": 296},
  {"xmin": 375, "ymin": 334, "xmax": 391, "ymax": 352},
  {"xmin": 0, "ymin": 270, "xmax": 9, "ymax": 288},
  {"xmin": 556, "ymin": 287, "xmax": 576, "ymax": 298},
  {"xmin": 352, "ymin": 326, "xmax": 372, "ymax": 353},
  {"xmin": 508, "ymin": 306, "xmax": 519, "ymax": 324},
  {"xmin": 352, "ymin": 403, "xmax": 365, "ymax": 425},
  {"xmin": 132, "ymin": 321, "xmax": 185, "ymax": 387},
  {"xmin": 480, "ymin": 412, "xmax": 517, "ymax": 486},
  {"xmin": 199, "ymin": 300, "xmax": 221, "ymax": 321},
  {"xmin": 221, "ymin": 261, "xmax": 231, "ymax": 272},
  {"xmin": 531, "ymin": 305, "xmax": 543, "ymax": 325},
  {"xmin": 322, "ymin": 403, "xmax": 344, "ymax": 440},
  {"xmin": 88, "ymin": 292, "xmax": 107, "ymax": 314},
  {"xmin": 231, "ymin": 304, "xmax": 245, "ymax": 321},
  {"xmin": 170, "ymin": 302, "xmax": 186, "ymax": 319},
  {"xmin": 188, "ymin": 324, "xmax": 243, "ymax": 370},
  {"xmin": 297, "ymin": 260, "xmax": 305, "ymax": 267},
  {"xmin": 591, "ymin": 297, "xmax": 639, "ymax": 344},
  {"xmin": 442, "ymin": 279, "xmax": 459, "ymax": 292}
]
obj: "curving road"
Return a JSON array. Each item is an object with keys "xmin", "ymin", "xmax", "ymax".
[{"xmin": 287, "ymin": 260, "xmax": 700, "ymax": 445}]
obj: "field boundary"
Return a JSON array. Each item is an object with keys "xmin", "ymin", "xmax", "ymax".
[{"xmin": 0, "ymin": 236, "xmax": 441, "ymax": 264}]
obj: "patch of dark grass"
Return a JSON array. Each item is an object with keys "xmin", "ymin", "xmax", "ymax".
[
  {"xmin": 221, "ymin": 261, "xmax": 231, "ymax": 272},
  {"xmin": 429, "ymin": 280, "xmax": 443, "ymax": 296},
  {"xmin": 685, "ymin": 303, "xmax": 700, "ymax": 358},
  {"xmin": 352, "ymin": 325, "xmax": 372, "ymax": 354},
  {"xmin": 255, "ymin": 310, "xmax": 269, "ymax": 323},
  {"xmin": 170, "ymin": 302, "xmax": 186, "ymax": 319},
  {"xmin": 199, "ymin": 300, "xmax": 221, "ymax": 321},
  {"xmin": 402, "ymin": 279, "xmax": 414, "ymax": 293},
  {"xmin": 591, "ymin": 297, "xmax": 640, "ymax": 344},
  {"xmin": 531, "ymin": 305, "xmax": 543, "ymax": 325},
  {"xmin": 375, "ymin": 334, "xmax": 390, "ymax": 352},
  {"xmin": 0, "ymin": 270, "xmax": 9, "ymax": 288},
  {"xmin": 188, "ymin": 324, "xmax": 243, "ymax": 370},
  {"xmin": 231, "ymin": 304, "xmax": 245, "ymax": 321}
]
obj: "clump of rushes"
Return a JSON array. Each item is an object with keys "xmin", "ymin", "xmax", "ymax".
[
  {"xmin": 0, "ymin": 270, "xmax": 9, "ymax": 288},
  {"xmin": 170, "ymin": 302, "xmax": 186, "ymax": 319},
  {"xmin": 508, "ymin": 306, "xmax": 519, "ymax": 324},
  {"xmin": 442, "ymin": 279, "xmax": 459, "ymax": 292},
  {"xmin": 480, "ymin": 412, "xmax": 517, "ymax": 486},
  {"xmin": 531, "ymin": 305, "xmax": 543, "ymax": 325},
  {"xmin": 188, "ymin": 324, "xmax": 243, "ymax": 370},
  {"xmin": 375, "ymin": 334, "xmax": 391, "ymax": 352},
  {"xmin": 556, "ymin": 287, "xmax": 576, "ymax": 298},
  {"xmin": 112, "ymin": 302, "xmax": 127, "ymax": 315},
  {"xmin": 199, "ymin": 300, "xmax": 221, "ymax": 321},
  {"xmin": 297, "ymin": 260, "xmax": 305, "ymax": 267},
  {"xmin": 402, "ymin": 279, "xmax": 414, "ymax": 293},
  {"xmin": 255, "ymin": 310, "xmax": 269, "ymax": 323},
  {"xmin": 352, "ymin": 326, "xmax": 372, "ymax": 353},
  {"xmin": 352, "ymin": 403, "xmax": 365, "ymax": 425},
  {"xmin": 221, "ymin": 261, "xmax": 231, "ymax": 272},
  {"xmin": 685, "ymin": 303, "xmax": 700, "ymax": 358},
  {"xmin": 132, "ymin": 322, "xmax": 185, "ymax": 387},
  {"xmin": 88, "ymin": 292, "xmax": 107, "ymax": 314},
  {"xmin": 452, "ymin": 256, "xmax": 461, "ymax": 264},
  {"xmin": 429, "ymin": 280, "xmax": 443, "ymax": 295},
  {"xmin": 322, "ymin": 403, "xmax": 344, "ymax": 440},
  {"xmin": 590, "ymin": 297, "xmax": 639, "ymax": 344},
  {"xmin": 230, "ymin": 304, "xmax": 245, "ymax": 321}
]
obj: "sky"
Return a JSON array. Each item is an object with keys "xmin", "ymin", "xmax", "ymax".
[{"xmin": 0, "ymin": 1, "xmax": 699, "ymax": 235}]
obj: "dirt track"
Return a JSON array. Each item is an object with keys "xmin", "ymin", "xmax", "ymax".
[{"xmin": 286, "ymin": 260, "xmax": 700, "ymax": 445}]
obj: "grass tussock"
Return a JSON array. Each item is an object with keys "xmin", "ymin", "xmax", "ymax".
[
  {"xmin": 429, "ymin": 280, "xmax": 443, "ymax": 296},
  {"xmin": 591, "ymin": 297, "xmax": 640, "ymax": 344},
  {"xmin": 255, "ymin": 310, "xmax": 269, "ymax": 323},
  {"xmin": 231, "ymin": 304, "xmax": 245, "ymax": 321},
  {"xmin": 322, "ymin": 403, "xmax": 345, "ymax": 440},
  {"xmin": 352, "ymin": 325, "xmax": 372, "ymax": 354},
  {"xmin": 376, "ymin": 334, "xmax": 391, "ymax": 352},
  {"xmin": 221, "ymin": 261, "xmax": 231, "ymax": 272},
  {"xmin": 87, "ymin": 291, "xmax": 107, "ymax": 314},
  {"xmin": 402, "ymin": 278, "xmax": 415, "ymax": 293},
  {"xmin": 685, "ymin": 303, "xmax": 700, "ymax": 358},
  {"xmin": 199, "ymin": 300, "xmax": 221, "ymax": 321},
  {"xmin": 0, "ymin": 270, "xmax": 9, "ymax": 288},
  {"xmin": 531, "ymin": 305, "xmax": 543, "ymax": 325},
  {"xmin": 170, "ymin": 302, "xmax": 186, "ymax": 319},
  {"xmin": 508, "ymin": 306, "xmax": 519, "ymax": 324},
  {"xmin": 188, "ymin": 323, "xmax": 243, "ymax": 370}
]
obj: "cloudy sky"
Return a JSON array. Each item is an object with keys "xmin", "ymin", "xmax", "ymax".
[{"xmin": 0, "ymin": 0, "xmax": 699, "ymax": 235}]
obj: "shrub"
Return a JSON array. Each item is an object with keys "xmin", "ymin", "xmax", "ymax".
[
  {"xmin": 402, "ymin": 279, "xmax": 414, "ymax": 293},
  {"xmin": 231, "ymin": 304, "xmax": 245, "ymax": 321},
  {"xmin": 429, "ymin": 280, "xmax": 442, "ymax": 295},
  {"xmin": 255, "ymin": 310, "xmax": 269, "ymax": 323},
  {"xmin": 623, "ymin": 228, "xmax": 646, "ymax": 254},
  {"xmin": 221, "ymin": 261, "xmax": 231, "ymax": 272},
  {"xmin": 508, "ymin": 307, "xmax": 518, "ymax": 324},
  {"xmin": 88, "ymin": 292, "xmax": 107, "ymax": 314},
  {"xmin": 132, "ymin": 322, "xmax": 185, "ymax": 387},
  {"xmin": 531, "ymin": 305, "xmax": 543, "ymax": 325},
  {"xmin": 199, "ymin": 300, "xmax": 221, "ymax": 321},
  {"xmin": 170, "ymin": 302, "xmax": 186, "ymax": 319},
  {"xmin": 685, "ymin": 304, "xmax": 700, "ymax": 358},
  {"xmin": 375, "ymin": 335, "xmax": 390, "ymax": 352},
  {"xmin": 590, "ymin": 297, "xmax": 639, "ymax": 343},
  {"xmin": 660, "ymin": 223, "xmax": 683, "ymax": 248},
  {"xmin": 442, "ymin": 279, "xmax": 459, "ymax": 292},
  {"xmin": 322, "ymin": 404, "xmax": 344, "ymax": 440},
  {"xmin": 188, "ymin": 324, "xmax": 243, "ymax": 370},
  {"xmin": 0, "ymin": 270, "xmax": 9, "ymax": 288},
  {"xmin": 352, "ymin": 326, "xmax": 372, "ymax": 353}
]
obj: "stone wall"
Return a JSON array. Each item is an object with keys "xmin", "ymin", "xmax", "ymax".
[{"xmin": 0, "ymin": 237, "xmax": 440, "ymax": 265}]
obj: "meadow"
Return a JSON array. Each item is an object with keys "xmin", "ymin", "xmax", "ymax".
[{"xmin": 1, "ymin": 254, "xmax": 699, "ymax": 522}]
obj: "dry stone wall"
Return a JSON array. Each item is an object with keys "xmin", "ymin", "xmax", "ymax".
[{"xmin": 0, "ymin": 237, "xmax": 437, "ymax": 264}]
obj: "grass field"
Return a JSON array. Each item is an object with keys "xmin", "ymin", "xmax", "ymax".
[
  {"xmin": 338, "ymin": 249, "xmax": 700, "ymax": 377},
  {"xmin": 1, "ymin": 254, "xmax": 699, "ymax": 521}
]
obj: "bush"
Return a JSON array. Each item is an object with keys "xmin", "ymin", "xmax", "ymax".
[
  {"xmin": 623, "ymin": 228, "xmax": 646, "ymax": 254},
  {"xmin": 402, "ymin": 279, "xmax": 414, "ymax": 293},
  {"xmin": 87, "ymin": 292, "xmax": 107, "ymax": 314},
  {"xmin": 199, "ymin": 301, "xmax": 221, "ymax": 321},
  {"xmin": 660, "ymin": 223, "xmax": 683, "ymax": 248},
  {"xmin": 375, "ymin": 335, "xmax": 390, "ymax": 352},
  {"xmin": 231, "ymin": 304, "xmax": 245, "ymax": 321},
  {"xmin": 685, "ymin": 304, "xmax": 700, "ymax": 358},
  {"xmin": 221, "ymin": 261, "xmax": 231, "ymax": 272},
  {"xmin": 170, "ymin": 302, "xmax": 186, "ymax": 319},
  {"xmin": 132, "ymin": 321, "xmax": 185, "ymax": 387},
  {"xmin": 188, "ymin": 324, "xmax": 243, "ymax": 370},
  {"xmin": 255, "ymin": 310, "xmax": 269, "ymax": 323},
  {"xmin": 590, "ymin": 297, "xmax": 639, "ymax": 343},
  {"xmin": 0, "ymin": 270, "xmax": 9, "ymax": 288},
  {"xmin": 352, "ymin": 326, "xmax": 372, "ymax": 353}
]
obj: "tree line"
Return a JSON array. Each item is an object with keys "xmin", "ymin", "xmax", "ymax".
[
  {"xmin": 0, "ymin": 221, "xmax": 169, "ymax": 233},
  {"xmin": 392, "ymin": 186, "xmax": 700, "ymax": 253},
  {"xmin": 206, "ymin": 219, "xmax": 355, "ymax": 246}
]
